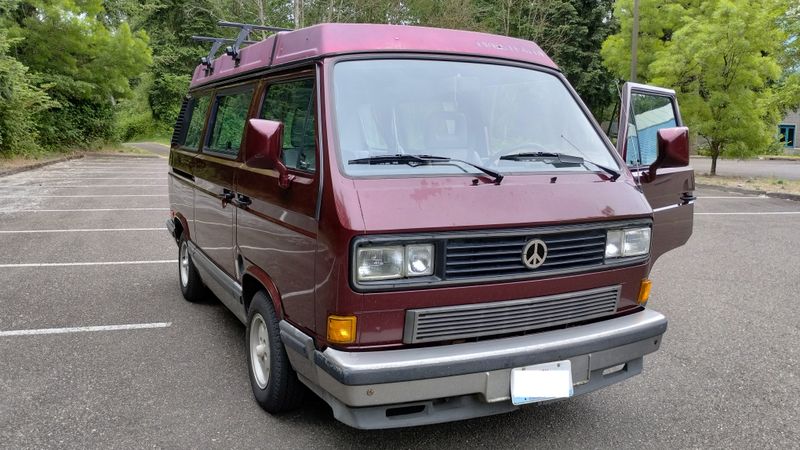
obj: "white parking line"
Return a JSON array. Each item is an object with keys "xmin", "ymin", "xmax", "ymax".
[
  {"xmin": 0, "ymin": 228, "xmax": 165, "ymax": 234},
  {"xmin": 696, "ymin": 212, "xmax": 800, "ymax": 215},
  {"xmin": 0, "ymin": 260, "xmax": 175, "ymax": 268},
  {"xmin": 0, "ymin": 322, "xmax": 172, "ymax": 337},
  {"xmin": 0, "ymin": 194, "xmax": 167, "ymax": 198},
  {"xmin": 10, "ymin": 177, "xmax": 165, "ymax": 180},
  {"xmin": 0, "ymin": 208, "xmax": 169, "ymax": 213},
  {"xmin": 0, "ymin": 185, "xmax": 167, "ymax": 188}
]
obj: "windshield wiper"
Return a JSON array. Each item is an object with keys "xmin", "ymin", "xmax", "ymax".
[
  {"xmin": 348, "ymin": 154, "xmax": 504, "ymax": 184},
  {"xmin": 499, "ymin": 151, "xmax": 620, "ymax": 181}
]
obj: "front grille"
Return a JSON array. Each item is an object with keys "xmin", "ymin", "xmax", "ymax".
[
  {"xmin": 445, "ymin": 228, "xmax": 607, "ymax": 280},
  {"xmin": 403, "ymin": 285, "xmax": 620, "ymax": 344}
]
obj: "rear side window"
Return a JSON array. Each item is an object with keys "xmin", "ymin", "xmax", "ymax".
[
  {"xmin": 260, "ymin": 79, "xmax": 316, "ymax": 173},
  {"xmin": 182, "ymin": 95, "xmax": 210, "ymax": 150},
  {"xmin": 206, "ymin": 88, "xmax": 254, "ymax": 156}
]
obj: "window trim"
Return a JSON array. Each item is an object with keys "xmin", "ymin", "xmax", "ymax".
[
  {"xmin": 201, "ymin": 82, "xmax": 257, "ymax": 160},
  {"xmin": 258, "ymin": 74, "xmax": 319, "ymax": 175},
  {"xmin": 179, "ymin": 92, "xmax": 213, "ymax": 152},
  {"xmin": 627, "ymin": 92, "xmax": 680, "ymax": 168},
  {"xmin": 619, "ymin": 86, "xmax": 682, "ymax": 171},
  {"xmin": 325, "ymin": 54, "xmax": 623, "ymax": 181}
]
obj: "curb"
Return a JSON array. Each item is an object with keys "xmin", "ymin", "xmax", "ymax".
[
  {"xmin": 0, "ymin": 154, "xmax": 84, "ymax": 178},
  {"xmin": 91, "ymin": 152, "xmax": 160, "ymax": 159},
  {"xmin": 696, "ymin": 183, "xmax": 800, "ymax": 202}
]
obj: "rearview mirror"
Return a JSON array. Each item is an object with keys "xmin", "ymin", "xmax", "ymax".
[
  {"xmin": 244, "ymin": 118, "xmax": 293, "ymax": 188},
  {"xmin": 646, "ymin": 126, "xmax": 689, "ymax": 181}
]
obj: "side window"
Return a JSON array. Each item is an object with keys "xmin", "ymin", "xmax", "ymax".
[
  {"xmin": 260, "ymin": 79, "xmax": 316, "ymax": 173},
  {"xmin": 183, "ymin": 95, "xmax": 211, "ymax": 150},
  {"xmin": 206, "ymin": 88, "xmax": 254, "ymax": 156},
  {"xmin": 627, "ymin": 93, "xmax": 677, "ymax": 166}
]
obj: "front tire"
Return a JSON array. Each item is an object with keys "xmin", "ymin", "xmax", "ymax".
[
  {"xmin": 246, "ymin": 291, "xmax": 305, "ymax": 413},
  {"xmin": 178, "ymin": 234, "xmax": 206, "ymax": 303}
]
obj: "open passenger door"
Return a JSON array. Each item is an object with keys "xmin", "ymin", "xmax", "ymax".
[{"xmin": 614, "ymin": 82, "xmax": 695, "ymax": 264}]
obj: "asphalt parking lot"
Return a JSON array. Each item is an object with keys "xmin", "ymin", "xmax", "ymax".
[{"xmin": 1, "ymin": 152, "xmax": 798, "ymax": 448}]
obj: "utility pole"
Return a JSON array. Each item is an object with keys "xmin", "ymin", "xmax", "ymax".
[{"xmin": 630, "ymin": 0, "xmax": 639, "ymax": 82}]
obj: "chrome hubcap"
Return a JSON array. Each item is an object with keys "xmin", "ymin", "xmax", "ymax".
[
  {"xmin": 179, "ymin": 241, "xmax": 189, "ymax": 288},
  {"xmin": 250, "ymin": 314, "xmax": 270, "ymax": 389}
]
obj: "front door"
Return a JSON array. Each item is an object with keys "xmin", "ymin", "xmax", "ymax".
[
  {"xmin": 193, "ymin": 84, "xmax": 255, "ymax": 278},
  {"xmin": 616, "ymin": 82, "xmax": 695, "ymax": 262},
  {"xmin": 235, "ymin": 74, "xmax": 319, "ymax": 330}
]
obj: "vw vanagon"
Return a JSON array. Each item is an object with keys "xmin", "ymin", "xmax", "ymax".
[{"xmin": 167, "ymin": 22, "xmax": 694, "ymax": 429}]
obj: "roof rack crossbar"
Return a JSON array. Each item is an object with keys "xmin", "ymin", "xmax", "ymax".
[
  {"xmin": 192, "ymin": 21, "xmax": 293, "ymax": 73},
  {"xmin": 192, "ymin": 36, "xmax": 255, "ymax": 75},
  {"xmin": 217, "ymin": 21, "xmax": 292, "ymax": 65},
  {"xmin": 217, "ymin": 21, "xmax": 292, "ymax": 33},
  {"xmin": 192, "ymin": 36, "xmax": 257, "ymax": 45}
]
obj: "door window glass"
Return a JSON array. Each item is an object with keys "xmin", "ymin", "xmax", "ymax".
[
  {"xmin": 260, "ymin": 79, "xmax": 316, "ymax": 173},
  {"xmin": 627, "ymin": 93, "xmax": 677, "ymax": 166},
  {"xmin": 183, "ymin": 95, "xmax": 210, "ymax": 150},
  {"xmin": 206, "ymin": 89, "xmax": 254, "ymax": 156}
]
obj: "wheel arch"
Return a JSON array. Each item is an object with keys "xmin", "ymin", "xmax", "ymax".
[
  {"xmin": 172, "ymin": 213, "xmax": 190, "ymax": 242},
  {"xmin": 242, "ymin": 265, "xmax": 285, "ymax": 319}
]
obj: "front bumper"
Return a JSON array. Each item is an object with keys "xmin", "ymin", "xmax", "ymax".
[{"xmin": 281, "ymin": 308, "xmax": 667, "ymax": 429}]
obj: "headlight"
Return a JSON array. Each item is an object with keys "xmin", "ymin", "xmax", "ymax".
[
  {"xmin": 405, "ymin": 244, "xmax": 434, "ymax": 276},
  {"xmin": 356, "ymin": 243, "xmax": 434, "ymax": 282},
  {"xmin": 356, "ymin": 246, "xmax": 404, "ymax": 281},
  {"xmin": 605, "ymin": 227, "xmax": 651, "ymax": 258}
]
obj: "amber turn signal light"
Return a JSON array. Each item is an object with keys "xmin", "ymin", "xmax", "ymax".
[
  {"xmin": 327, "ymin": 315, "xmax": 357, "ymax": 344},
  {"xmin": 637, "ymin": 279, "xmax": 652, "ymax": 305}
]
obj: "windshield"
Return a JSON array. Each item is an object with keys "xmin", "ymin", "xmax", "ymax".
[{"xmin": 332, "ymin": 59, "xmax": 619, "ymax": 177}]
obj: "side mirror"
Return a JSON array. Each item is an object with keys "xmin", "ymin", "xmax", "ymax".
[
  {"xmin": 647, "ymin": 126, "xmax": 689, "ymax": 181},
  {"xmin": 244, "ymin": 118, "xmax": 293, "ymax": 189}
]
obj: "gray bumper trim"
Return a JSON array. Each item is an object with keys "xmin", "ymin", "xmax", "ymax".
[{"xmin": 309, "ymin": 308, "xmax": 666, "ymax": 386}]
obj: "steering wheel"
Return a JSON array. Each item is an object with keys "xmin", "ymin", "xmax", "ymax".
[{"xmin": 490, "ymin": 142, "xmax": 551, "ymax": 165}]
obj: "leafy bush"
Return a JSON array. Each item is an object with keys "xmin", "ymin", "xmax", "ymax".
[
  {"xmin": 115, "ymin": 73, "xmax": 169, "ymax": 141},
  {"xmin": 0, "ymin": 30, "xmax": 56, "ymax": 157}
]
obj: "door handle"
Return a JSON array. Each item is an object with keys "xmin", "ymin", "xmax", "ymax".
[
  {"xmin": 233, "ymin": 194, "xmax": 251, "ymax": 208},
  {"xmin": 221, "ymin": 189, "xmax": 235, "ymax": 207}
]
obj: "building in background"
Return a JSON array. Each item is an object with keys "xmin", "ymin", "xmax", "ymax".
[{"xmin": 779, "ymin": 109, "xmax": 799, "ymax": 153}]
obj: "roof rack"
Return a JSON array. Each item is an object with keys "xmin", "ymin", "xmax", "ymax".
[{"xmin": 192, "ymin": 21, "xmax": 293, "ymax": 74}]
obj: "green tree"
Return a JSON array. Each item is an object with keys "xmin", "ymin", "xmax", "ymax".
[
  {"xmin": 4, "ymin": 0, "xmax": 152, "ymax": 149},
  {"xmin": 473, "ymin": 0, "xmax": 618, "ymax": 118},
  {"xmin": 647, "ymin": 0, "xmax": 785, "ymax": 175},
  {"xmin": 601, "ymin": 0, "xmax": 699, "ymax": 82}
]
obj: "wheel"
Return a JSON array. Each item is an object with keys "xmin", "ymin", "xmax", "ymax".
[
  {"xmin": 178, "ymin": 234, "xmax": 207, "ymax": 303},
  {"xmin": 246, "ymin": 291, "xmax": 305, "ymax": 413}
]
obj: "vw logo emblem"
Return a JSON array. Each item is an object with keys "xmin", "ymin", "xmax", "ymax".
[{"xmin": 522, "ymin": 239, "xmax": 548, "ymax": 269}]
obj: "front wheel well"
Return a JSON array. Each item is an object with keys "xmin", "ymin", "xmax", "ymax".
[
  {"xmin": 173, "ymin": 218, "xmax": 184, "ymax": 241},
  {"xmin": 242, "ymin": 274, "xmax": 277, "ymax": 318}
]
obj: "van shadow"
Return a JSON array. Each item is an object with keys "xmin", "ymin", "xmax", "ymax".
[{"xmin": 271, "ymin": 379, "xmax": 603, "ymax": 448}]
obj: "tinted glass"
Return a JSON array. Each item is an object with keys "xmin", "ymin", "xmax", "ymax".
[
  {"xmin": 261, "ymin": 79, "xmax": 316, "ymax": 172},
  {"xmin": 184, "ymin": 96, "xmax": 210, "ymax": 149},
  {"xmin": 333, "ymin": 59, "xmax": 618, "ymax": 177},
  {"xmin": 627, "ymin": 93, "xmax": 677, "ymax": 166},
  {"xmin": 207, "ymin": 89, "xmax": 253, "ymax": 156}
]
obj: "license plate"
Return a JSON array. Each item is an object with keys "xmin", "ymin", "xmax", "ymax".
[{"xmin": 510, "ymin": 360, "xmax": 574, "ymax": 405}]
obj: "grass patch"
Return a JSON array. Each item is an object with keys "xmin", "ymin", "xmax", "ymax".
[
  {"xmin": 696, "ymin": 175, "xmax": 800, "ymax": 196},
  {"xmin": 128, "ymin": 134, "xmax": 171, "ymax": 146}
]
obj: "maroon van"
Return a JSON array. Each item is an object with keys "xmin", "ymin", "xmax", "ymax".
[{"xmin": 166, "ymin": 22, "xmax": 694, "ymax": 429}]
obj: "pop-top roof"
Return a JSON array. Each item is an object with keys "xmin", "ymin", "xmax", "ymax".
[{"xmin": 190, "ymin": 23, "xmax": 558, "ymax": 87}]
